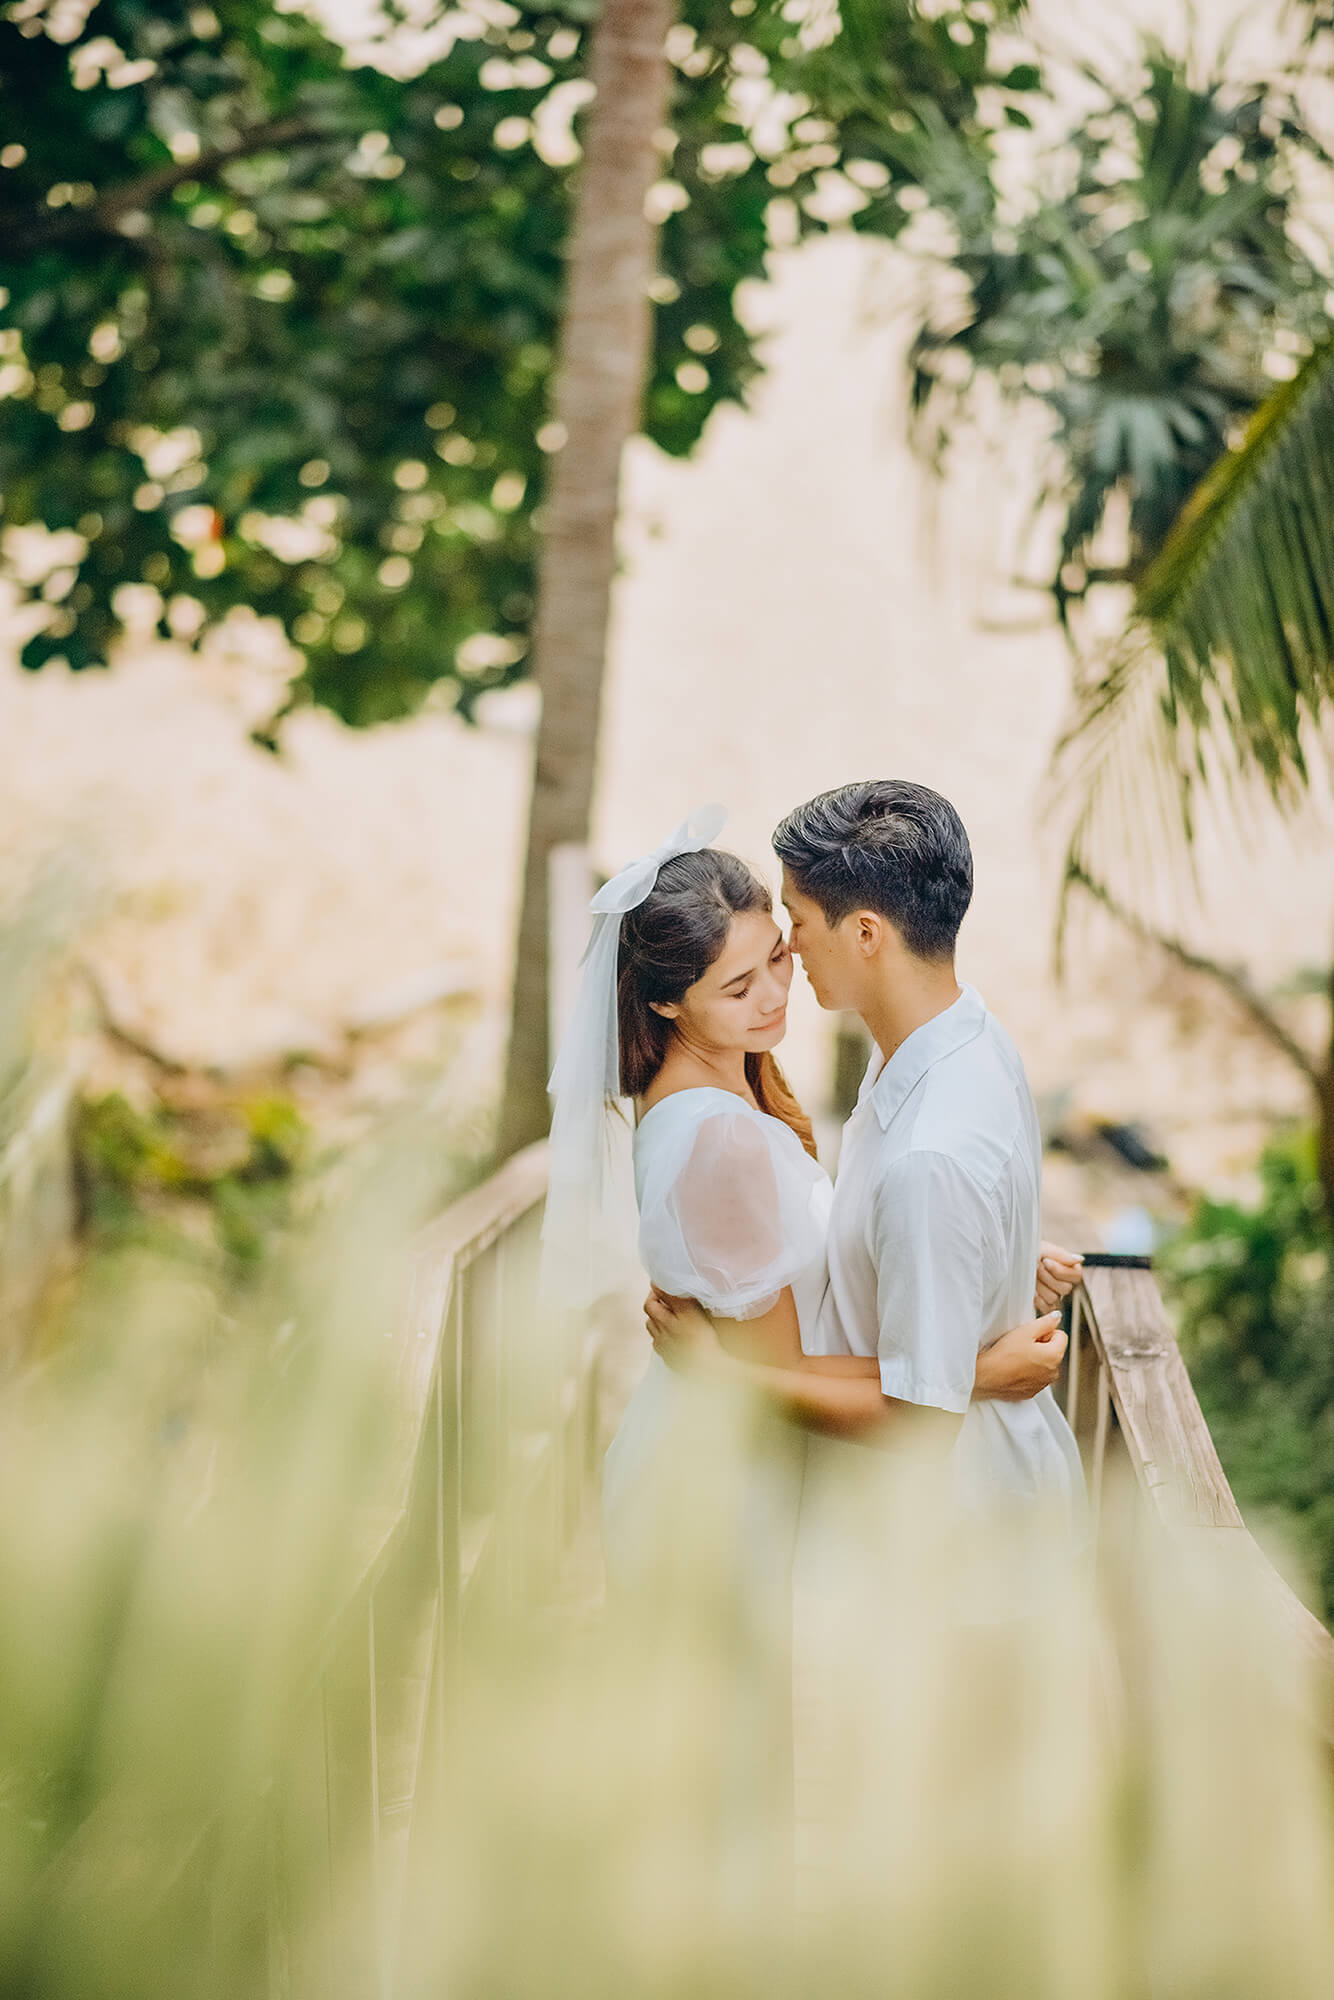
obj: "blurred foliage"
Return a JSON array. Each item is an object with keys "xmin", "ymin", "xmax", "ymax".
[
  {"xmin": 0, "ymin": 1145, "xmax": 422, "ymax": 2000},
  {"xmin": 1164, "ymin": 1126, "xmax": 1334, "ymax": 1619},
  {"xmin": 908, "ymin": 40, "xmax": 1334, "ymax": 624},
  {"xmin": 76, "ymin": 1083, "xmax": 309, "ymax": 1276},
  {"xmin": 1, "ymin": 1194, "xmax": 1332, "ymax": 1997},
  {"xmin": 0, "ymin": 920, "xmax": 1332, "ymax": 1995},
  {"xmin": 0, "ymin": 0, "xmax": 1036, "ymax": 725}
]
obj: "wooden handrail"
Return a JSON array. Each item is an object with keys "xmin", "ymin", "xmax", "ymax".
[
  {"xmin": 344, "ymin": 1141, "xmax": 553, "ymax": 1590},
  {"xmin": 1073, "ymin": 1261, "xmax": 1334, "ymax": 1720}
]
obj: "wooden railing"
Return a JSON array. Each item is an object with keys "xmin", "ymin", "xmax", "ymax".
[
  {"xmin": 1065, "ymin": 1254, "xmax": 1334, "ymax": 1716},
  {"xmin": 268, "ymin": 1139, "xmax": 605, "ymax": 1999}
]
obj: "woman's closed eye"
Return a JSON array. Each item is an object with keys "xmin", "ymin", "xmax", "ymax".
[{"xmin": 735, "ymin": 943, "xmax": 788, "ymax": 999}]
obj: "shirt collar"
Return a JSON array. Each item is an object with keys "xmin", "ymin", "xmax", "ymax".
[{"xmin": 859, "ymin": 984, "xmax": 987, "ymax": 1130}]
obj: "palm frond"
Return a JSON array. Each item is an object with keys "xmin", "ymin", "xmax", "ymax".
[
  {"xmin": 1135, "ymin": 335, "xmax": 1334, "ymax": 789},
  {"xmin": 1055, "ymin": 336, "xmax": 1334, "ymax": 905}
]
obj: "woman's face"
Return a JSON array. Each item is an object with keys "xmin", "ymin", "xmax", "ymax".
[{"xmin": 654, "ymin": 909, "xmax": 793, "ymax": 1055}]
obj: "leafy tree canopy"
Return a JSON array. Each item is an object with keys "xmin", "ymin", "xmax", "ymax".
[
  {"xmin": 0, "ymin": 0, "xmax": 1036, "ymax": 725},
  {"xmin": 907, "ymin": 40, "xmax": 1333, "ymax": 626}
]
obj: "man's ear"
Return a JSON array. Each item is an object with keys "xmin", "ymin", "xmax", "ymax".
[
  {"xmin": 854, "ymin": 911, "xmax": 887, "ymax": 956},
  {"xmin": 649, "ymin": 1001, "xmax": 680, "ymax": 1020}
]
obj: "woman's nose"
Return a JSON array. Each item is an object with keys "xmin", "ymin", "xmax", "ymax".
[{"xmin": 759, "ymin": 969, "xmax": 788, "ymax": 1012}]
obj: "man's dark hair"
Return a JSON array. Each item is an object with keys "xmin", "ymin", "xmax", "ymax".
[{"xmin": 772, "ymin": 780, "xmax": 973, "ymax": 960}]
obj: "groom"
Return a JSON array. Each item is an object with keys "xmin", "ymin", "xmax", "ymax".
[{"xmin": 650, "ymin": 779, "xmax": 1084, "ymax": 1510}]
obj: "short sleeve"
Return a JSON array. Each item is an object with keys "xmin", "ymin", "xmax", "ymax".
[
  {"xmin": 869, "ymin": 1151, "xmax": 994, "ymax": 1413},
  {"xmin": 639, "ymin": 1109, "xmax": 823, "ymax": 1319}
]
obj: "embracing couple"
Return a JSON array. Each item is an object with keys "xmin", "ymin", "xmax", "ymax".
[{"xmin": 543, "ymin": 778, "xmax": 1086, "ymax": 1602}]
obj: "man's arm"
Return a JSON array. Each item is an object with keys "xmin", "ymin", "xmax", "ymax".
[{"xmin": 868, "ymin": 1149, "xmax": 996, "ymax": 1416}]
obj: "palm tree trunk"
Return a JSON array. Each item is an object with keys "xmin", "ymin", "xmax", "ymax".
[{"xmin": 496, "ymin": 0, "xmax": 673, "ymax": 1158}]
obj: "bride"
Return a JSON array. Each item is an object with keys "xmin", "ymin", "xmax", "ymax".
[{"xmin": 540, "ymin": 808, "xmax": 1074, "ymax": 1594}]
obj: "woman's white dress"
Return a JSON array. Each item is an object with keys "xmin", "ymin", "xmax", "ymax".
[
  {"xmin": 601, "ymin": 1089, "xmax": 832, "ymax": 1892},
  {"xmin": 602, "ymin": 1087, "xmax": 832, "ymax": 1596}
]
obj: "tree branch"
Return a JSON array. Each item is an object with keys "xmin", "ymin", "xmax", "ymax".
[
  {"xmin": 0, "ymin": 118, "xmax": 322, "ymax": 256},
  {"xmin": 1067, "ymin": 862, "xmax": 1323, "ymax": 1088}
]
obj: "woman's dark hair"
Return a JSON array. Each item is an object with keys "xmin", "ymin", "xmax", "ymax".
[
  {"xmin": 617, "ymin": 849, "xmax": 817, "ymax": 1159},
  {"xmin": 772, "ymin": 779, "xmax": 973, "ymax": 961}
]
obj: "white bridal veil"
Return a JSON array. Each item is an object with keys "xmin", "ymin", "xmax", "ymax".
[{"xmin": 539, "ymin": 804, "xmax": 728, "ymax": 1312}]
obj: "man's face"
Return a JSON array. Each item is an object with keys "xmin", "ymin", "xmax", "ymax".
[{"xmin": 780, "ymin": 868, "xmax": 861, "ymax": 1012}]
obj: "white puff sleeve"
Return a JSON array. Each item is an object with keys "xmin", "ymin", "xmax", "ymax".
[{"xmin": 638, "ymin": 1107, "xmax": 826, "ymax": 1320}]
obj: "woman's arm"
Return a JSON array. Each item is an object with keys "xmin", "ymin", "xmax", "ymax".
[
  {"xmin": 648, "ymin": 1285, "xmax": 1066, "ymax": 1399},
  {"xmin": 647, "ymin": 1291, "xmax": 948, "ymax": 1446},
  {"xmin": 665, "ymin": 1282, "xmax": 884, "ymax": 1376},
  {"xmin": 646, "ymin": 1293, "xmax": 1065, "ymax": 1443}
]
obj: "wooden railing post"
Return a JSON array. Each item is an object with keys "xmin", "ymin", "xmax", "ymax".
[{"xmin": 319, "ymin": 1600, "xmax": 384, "ymax": 1997}]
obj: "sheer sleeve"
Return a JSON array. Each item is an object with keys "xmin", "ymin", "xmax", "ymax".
[{"xmin": 639, "ymin": 1108, "xmax": 824, "ymax": 1319}]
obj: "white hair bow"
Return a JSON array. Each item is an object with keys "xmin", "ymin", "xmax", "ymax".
[{"xmin": 588, "ymin": 802, "xmax": 728, "ymax": 917}]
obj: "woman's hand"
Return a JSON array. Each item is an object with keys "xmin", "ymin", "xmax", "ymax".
[
  {"xmin": 644, "ymin": 1288, "xmax": 727, "ymax": 1375},
  {"xmin": 974, "ymin": 1313, "xmax": 1067, "ymax": 1401},
  {"xmin": 1035, "ymin": 1240, "xmax": 1083, "ymax": 1314}
]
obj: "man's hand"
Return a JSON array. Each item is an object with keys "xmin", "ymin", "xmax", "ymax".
[
  {"xmin": 644, "ymin": 1288, "xmax": 726, "ymax": 1375},
  {"xmin": 973, "ymin": 1313, "xmax": 1067, "ymax": 1402},
  {"xmin": 1036, "ymin": 1241, "xmax": 1083, "ymax": 1314}
]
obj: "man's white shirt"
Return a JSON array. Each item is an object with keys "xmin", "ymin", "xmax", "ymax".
[{"xmin": 804, "ymin": 984, "xmax": 1085, "ymax": 1522}]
